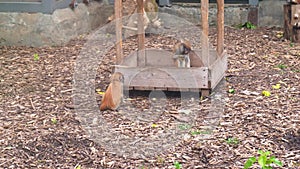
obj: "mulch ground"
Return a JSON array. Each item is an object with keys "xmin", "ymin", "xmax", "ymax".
[{"xmin": 0, "ymin": 26, "xmax": 299, "ymax": 169}]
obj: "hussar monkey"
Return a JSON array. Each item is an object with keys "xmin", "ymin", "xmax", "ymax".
[
  {"xmin": 100, "ymin": 72, "xmax": 124, "ymax": 111},
  {"xmin": 173, "ymin": 41, "xmax": 192, "ymax": 68}
]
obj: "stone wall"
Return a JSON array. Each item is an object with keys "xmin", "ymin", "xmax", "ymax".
[
  {"xmin": 0, "ymin": 1, "xmax": 286, "ymax": 47},
  {"xmin": 258, "ymin": 0, "xmax": 286, "ymax": 27},
  {"xmin": 159, "ymin": 1, "xmax": 286, "ymax": 27},
  {"xmin": 0, "ymin": 1, "xmax": 113, "ymax": 47},
  {"xmin": 159, "ymin": 3, "xmax": 250, "ymax": 26}
]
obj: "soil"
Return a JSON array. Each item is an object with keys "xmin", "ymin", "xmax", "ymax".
[{"xmin": 0, "ymin": 26, "xmax": 299, "ymax": 168}]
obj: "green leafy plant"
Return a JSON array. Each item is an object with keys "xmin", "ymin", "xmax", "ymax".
[
  {"xmin": 190, "ymin": 130, "xmax": 212, "ymax": 136},
  {"xmin": 244, "ymin": 150, "xmax": 283, "ymax": 169},
  {"xmin": 33, "ymin": 53, "xmax": 39, "ymax": 61},
  {"xmin": 178, "ymin": 124, "xmax": 191, "ymax": 130},
  {"xmin": 228, "ymin": 88, "xmax": 235, "ymax": 94},
  {"xmin": 51, "ymin": 118, "xmax": 57, "ymax": 124},
  {"xmin": 276, "ymin": 64, "xmax": 287, "ymax": 70},
  {"xmin": 289, "ymin": 42, "xmax": 294, "ymax": 47},
  {"xmin": 174, "ymin": 161, "xmax": 182, "ymax": 169},
  {"xmin": 226, "ymin": 137, "xmax": 239, "ymax": 145},
  {"xmin": 238, "ymin": 22, "xmax": 256, "ymax": 29}
]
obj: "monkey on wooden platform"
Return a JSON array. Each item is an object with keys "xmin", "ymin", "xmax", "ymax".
[
  {"xmin": 100, "ymin": 72, "xmax": 124, "ymax": 111},
  {"xmin": 173, "ymin": 40, "xmax": 192, "ymax": 68}
]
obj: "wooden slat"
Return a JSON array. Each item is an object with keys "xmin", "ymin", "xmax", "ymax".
[
  {"xmin": 217, "ymin": 0, "xmax": 224, "ymax": 57},
  {"xmin": 201, "ymin": 0, "xmax": 209, "ymax": 65},
  {"xmin": 137, "ymin": 0, "xmax": 146, "ymax": 66},
  {"xmin": 115, "ymin": 0, "xmax": 123, "ymax": 64},
  {"xmin": 209, "ymin": 51, "xmax": 227, "ymax": 90},
  {"xmin": 115, "ymin": 66, "xmax": 209, "ymax": 90}
]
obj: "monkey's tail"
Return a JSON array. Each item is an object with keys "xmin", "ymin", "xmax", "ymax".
[{"xmin": 100, "ymin": 103, "xmax": 107, "ymax": 111}]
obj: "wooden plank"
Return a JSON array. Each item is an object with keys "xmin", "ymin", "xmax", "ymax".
[
  {"xmin": 217, "ymin": 0, "xmax": 224, "ymax": 57},
  {"xmin": 134, "ymin": 86, "xmax": 154, "ymax": 90},
  {"xmin": 115, "ymin": 0, "xmax": 123, "ymax": 64},
  {"xmin": 137, "ymin": 0, "xmax": 146, "ymax": 66},
  {"xmin": 193, "ymin": 49, "xmax": 218, "ymax": 67},
  {"xmin": 201, "ymin": 89, "xmax": 210, "ymax": 97},
  {"xmin": 120, "ymin": 49, "xmax": 175, "ymax": 67},
  {"xmin": 284, "ymin": 5, "xmax": 292, "ymax": 40},
  {"xmin": 209, "ymin": 51, "xmax": 227, "ymax": 90},
  {"xmin": 115, "ymin": 66, "xmax": 209, "ymax": 90},
  {"xmin": 201, "ymin": 0, "xmax": 209, "ymax": 65}
]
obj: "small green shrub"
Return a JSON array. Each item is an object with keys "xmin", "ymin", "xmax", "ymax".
[
  {"xmin": 244, "ymin": 150, "xmax": 283, "ymax": 169},
  {"xmin": 174, "ymin": 161, "xmax": 182, "ymax": 169},
  {"xmin": 238, "ymin": 22, "xmax": 256, "ymax": 29}
]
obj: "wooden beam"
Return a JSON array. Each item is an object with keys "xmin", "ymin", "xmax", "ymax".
[
  {"xmin": 115, "ymin": 0, "xmax": 123, "ymax": 64},
  {"xmin": 217, "ymin": 0, "xmax": 224, "ymax": 57},
  {"xmin": 137, "ymin": 0, "xmax": 146, "ymax": 66},
  {"xmin": 201, "ymin": 0, "xmax": 209, "ymax": 65}
]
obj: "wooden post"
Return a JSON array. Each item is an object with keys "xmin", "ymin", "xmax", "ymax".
[
  {"xmin": 201, "ymin": 0, "xmax": 209, "ymax": 64},
  {"xmin": 137, "ymin": 0, "xmax": 146, "ymax": 66},
  {"xmin": 284, "ymin": 4, "xmax": 300, "ymax": 43},
  {"xmin": 115, "ymin": 0, "xmax": 123, "ymax": 64},
  {"xmin": 217, "ymin": 0, "xmax": 224, "ymax": 56}
]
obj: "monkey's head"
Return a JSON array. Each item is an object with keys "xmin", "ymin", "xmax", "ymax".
[
  {"xmin": 111, "ymin": 72, "xmax": 124, "ymax": 83},
  {"xmin": 180, "ymin": 42, "xmax": 191, "ymax": 55}
]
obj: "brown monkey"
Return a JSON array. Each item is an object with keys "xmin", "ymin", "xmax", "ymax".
[
  {"xmin": 173, "ymin": 40, "xmax": 192, "ymax": 55},
  {"xmin": 173, "ymin": 41, "xmax": 192, "ymax": 68},
  {"xmin": 173, "ymin": 40, "xmax": 204, "ymax": 67},
  {"xmin": 100, "ymin": 72, "xmax": 124, "ymax": 111}
]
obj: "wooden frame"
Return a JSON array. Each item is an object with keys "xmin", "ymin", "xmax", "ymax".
[{"xmin": 114, "ymin": 0, "xmax": 226, "ymax": 96}]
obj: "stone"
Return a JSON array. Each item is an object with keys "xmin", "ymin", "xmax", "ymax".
[{"xmin": 0, "ymin": 1, "xmax": 113, "ymax": 47}]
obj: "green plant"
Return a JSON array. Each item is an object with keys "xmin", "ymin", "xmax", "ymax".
[
  {"xmin": 228, "ymin": 88, "xmax": 235, "ymax": 94},
  {"xmin": 276, "ymin": 64, "xmax": 287, "ymax": 70},
  {"xmin": 174, "ymin": 161, "xmax": 182, "ymax": 169},
  {"xmin": 225, "ymin": 137, "xmax": 239, "ymax": 145},
  {"xmin": 178, "ymin": 124, "xmax": 191, "ymax": 130},
  {"xmin": 33, "ymin": 53, "xmax": 39, "ymax": 61},
  {"xmin": 244, "ymin": 150, "xmax": 283, "ymax": 169},
  {"xmin": 238, "ymin": 22, "xmax": 256, "ymax": 29},
  {"xmin": 51, "ymin": 118, "xmax": 57, "ymax": 124},
  {"xmin": 190, "ymin": 129, "xmax": 212, "ymax": 136}
]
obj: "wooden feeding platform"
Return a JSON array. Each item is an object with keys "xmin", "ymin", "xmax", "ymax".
[{"xmin": 113, "ymin": 0, "xmax": 227, "ymax": 97}]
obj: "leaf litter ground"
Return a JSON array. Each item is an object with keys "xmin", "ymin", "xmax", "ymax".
[{"xmin": 0, "ymin": 27, "xmax": 299, "ymax": 168}]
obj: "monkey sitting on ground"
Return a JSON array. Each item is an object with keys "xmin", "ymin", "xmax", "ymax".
[
  {"xmin": 173, "ymin": 41, "xmax": 192, "ymax": 68},
  {"xmin": 100, "ymin": 72, "xmax": 124, "ymax": 111}
]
